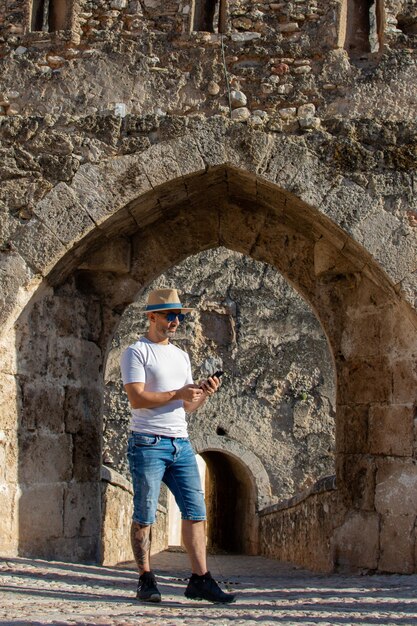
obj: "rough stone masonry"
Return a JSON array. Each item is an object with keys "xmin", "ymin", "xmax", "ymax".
[{"xmin": 0, "ymin": 0, "xmax": 416, "ymax": 574}]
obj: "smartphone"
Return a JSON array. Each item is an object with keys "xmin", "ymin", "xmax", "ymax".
[{"xmin": 199, "ymin": 371, "xmax": 224, "ymax": 389}]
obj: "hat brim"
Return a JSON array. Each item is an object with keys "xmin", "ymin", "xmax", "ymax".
[{"xmin": 144, "ymin": 304, "xmax": 193, "ymax": 314}]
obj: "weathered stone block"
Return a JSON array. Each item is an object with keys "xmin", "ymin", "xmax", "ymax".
[
  {"xmin": 0, "ymin": 250, "xmax": 34, "ymax": 330},
  {"xmin": 379, "ymin": 303, "xmax": 417, "ymax": 357},
  {"xmin": 379, "ymin": 514, "xmax": 415, "ymax": 573},
  {"xmin": 337, "ymin": 357, "xmax": 391, "ymax": 404},
  {"xmin": 48, "ymin": 337, "xmax": 102, "ymax": 384},
  {"xmin": 392, "ymin": 358, "xmax": 417, "ymax": 404},
  {"xmin": 284, "ymin": 152, "xmax": 334, "ymax": 209},
  {"xmin": 399, "ymin": 269, "xmax": 417, "ymax": 311},
  {"xmin": 72, "ymin": 421, "xmax": 102, "ymax": 482},
  {"xmin": 336, "ymin": 405, "xmax": 369, "ymax": 455},
  {"xmin": 340, "ymin": 312, "xmax": 381, "ymax": 359},
  {"xmin": 16, "ymin": 331, "xmax": 49, "ymax": 379},
  {"xmin": 166, "ymin": 134, "xmax": 206, "ymax": 177},
  {"xmin": 21, "ymin": 382, "xmax": 65, "ymax": 433},
  {"xmin": 336, "ymin": 454, "xmax": 375, "ymax": 510},
  {"xmin": 322, "ymin": 178, "xmax": 380, "ymax": 238},
  {"xmin": 372, "ymin": 225, "xmax": 417, "ymax": 285},
  {"xmin": 139, "ymin": 142, "xmax": 183, "ymax": 187},
  {"xmin": 132, "ymin": 205, "xmax": 219, "ymax": 284},
  {"xmin": 192, "ymin": 119, "xmax": 229, "ymax": 167},
  {"xmin": 33, "ymin": 183, "xmax": 95, "ymax": 246},
  {"xmin": 333, "ymin": 511, "xmax": 379, "ymax": 571},
  {"xmin": 352, "ymin": 210, "xmax": 401, "ymax": 257},
  {"xmin": 71, "ymin": 157, "xmax": 152, "ymax": 224},
  {"xmin": 19, "ymin": 432, "xmax": 73, "ymax": 484},
  {"xmin": 46, "ymin": 288, "xmax": 102, "ymax": 343},
  {"xmin": 101, "ymin": 476, "xmax": 168, "ymax": 565},
  {"xmin": 28, "ymin": 536, "xmax": 99, "ymax": 562},
  {"xmin": 78, "ymin": 237, "xmax": 131, "ymax": 273},
  {"xmin": 183, "ymin": 165, "xmax": 225, "ymax": 200},
  {"xmin": 101, "ymin": 480, "xmax": 133, "ymax": 565},
  {"xmin": 250, "ymin": 215, "xmax": 315, "ymax": 295},
  {"xmin": 153, "ymin": 177, "xmax": 188, "ymax": 211},
  {"xmin": 368, "ymin": 404, "xmax": 413, "ymax": 456},
  {"xmin": 0, "ymin": 373, "xmax": 20, "ymax": 431},
  {"xmin": 64, "ymin": 482, "xmax": 101, "ymax": 538},
  {"xmin": 0, "ymin": 330, "xmax": 18, "ymax": 377},
  {"xmin": 227, "ymin": 167, "xmax": 256, "ymax": 201},
  {"xmin": 219, "ymin": 200, "xmax": 263, "ymax": 255},
  {"xmin": 375, "ymin": 459, "xmax": 417, "ymax": 516},
  {"xmin": 0, "ymin": 427, "xmax": 18, "ymax": 484},
  {"xmin": 262, "ymin": 136, "xmax": 304, "ymax": 186},
  {"xmin": 12, "ymin": 218, "xmax": 67, "ymax": 276},
  {"xmin": 314, "ymin": 240, "xmax": 361, "ymax": 279},
  {"xmin": 0, "ymin": 483, "xmax": 18, "ymax": 554},
  {"xmin": 343, "ymin": 274, "xmax": 392, "ymax": 310},
  {"xmin": 256, "ymin": 177, "xmax": 285, "ymax": 212},
  {"xmin": 19, "ymin": 483, "xmax": 64, "ymax": 541},
  {"xmin": 64, "ymin": 385, "xmax": 103, "ymax": 434}
]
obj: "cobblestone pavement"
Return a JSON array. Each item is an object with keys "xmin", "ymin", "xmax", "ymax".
[{"xmin": 1, "ymin": 550, "xmax": 417, "ymax": 625}]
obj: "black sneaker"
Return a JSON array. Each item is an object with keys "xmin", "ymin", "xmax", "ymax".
[
  {"xmin": 136, "ymin": 571, "xmax": 161, "ymax": 602},
  {"xmin": 184, "ymin": 571, "xmax": 236, "ymax": 603}
]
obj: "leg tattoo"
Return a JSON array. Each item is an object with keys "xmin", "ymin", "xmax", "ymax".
[{"xmin": 131, "ymin": 522, "xmax": 152, "ymax": 574}]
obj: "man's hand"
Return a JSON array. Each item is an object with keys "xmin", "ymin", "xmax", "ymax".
[
  {"xmin": 124, "ymin": 382, "xmax": 204, "ymax": 409},
  {"xmin": 175, "ymin": 384, "xmax": 205, "ymax": 403},
  {"xmin": 199, "ymin": 375, "xmax": 221, "ymax": 397}
]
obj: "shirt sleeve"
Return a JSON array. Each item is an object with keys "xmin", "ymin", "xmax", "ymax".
[
  {"xmin": 120, "ymin": 346, "xmax": 146, "ymax": 385},
  {"xmin": 185, "ymin": 353, "xmax": 193, "ymax": 385}
]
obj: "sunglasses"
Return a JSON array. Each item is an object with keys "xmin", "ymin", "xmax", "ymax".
[{"xmin": 157, "ymin": 312, "xmax": 186, "ymax": 322}]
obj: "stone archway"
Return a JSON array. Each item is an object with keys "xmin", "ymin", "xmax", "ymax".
[
  {"xmin": 202, "ymin": 450, "xmax": 257, "ymax": 555},
  {"xmin": 193, "ymin": 435, "xmax": 275, "ymax": 555},
  {"xmin": 1, "ymin": 125, "xmax": 416, "ymax": 571},
  {"xmin": 192, "ymin": 434, "xmax": 274, "ymax": 511}
]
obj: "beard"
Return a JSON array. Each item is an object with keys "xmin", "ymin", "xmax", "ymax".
[{"xmin": 157, "ymin": 325, "xmax": 177, "ymax": 339}]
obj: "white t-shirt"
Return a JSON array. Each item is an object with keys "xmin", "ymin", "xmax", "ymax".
[{"xmin": 120, "ymin": 337, "xmax": 193, "ymax": 437}]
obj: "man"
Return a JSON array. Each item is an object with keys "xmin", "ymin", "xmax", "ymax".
[{"xmin": 120, "ymin": 288, "xmax": 235, "ymax": 604}]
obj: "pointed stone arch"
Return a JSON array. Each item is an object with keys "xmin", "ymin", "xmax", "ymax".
[{"xmin": 1, "ymin": 124, "xmax": 416, "ymax": 571}]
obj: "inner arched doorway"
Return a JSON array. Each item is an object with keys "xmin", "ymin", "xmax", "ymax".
[
  {"xmin": 202, "ymin": 450, "xmax": 258, "ymax": 555},
  {"xmin": 166, "ymin": 442, "xmax": 271, "ymax": 557},
  {"xmin": 102, "ymin": 244, "xmax": 336, "ymax": 561}
]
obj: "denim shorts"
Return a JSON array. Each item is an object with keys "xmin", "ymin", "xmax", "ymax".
[{"xmin": 127, "ymin": 433, "xmax": 207, "ymax": 525}]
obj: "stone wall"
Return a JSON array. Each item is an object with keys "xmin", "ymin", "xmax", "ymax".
[
  {"xmin": 0, "ymin": 0, "xmax": 416, "ymax": 573},
  {"xmin": 15, "ymin": 280, "xmax": 104, "ymax": 561},
  {"xmin": 259, "ymin": 477, "xmax": 346, "ymax": 572},
  {"xmin": 0, "ymin": 1, "xmax": 416, "ymax": 124},
  {"xmin": 101, "ymin": 466, "xmax": 168, "ymax": 565}
]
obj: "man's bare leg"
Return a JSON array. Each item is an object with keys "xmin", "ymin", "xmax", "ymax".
[
  {"xmin": 130, "ymin": 521, "xmax": 151, "ymax": 574},
  {"xmin": 181, "ymin": 520, "xmax": 207, "ymax": 575},
  {"xmin": 182, "ymin": 519, "xmax": 235, "ymax": 603}
]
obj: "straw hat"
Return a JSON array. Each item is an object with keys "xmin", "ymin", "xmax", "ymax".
[{"xmin": 144, "ymin": 288, "xmax": 193, "ymax": 313}]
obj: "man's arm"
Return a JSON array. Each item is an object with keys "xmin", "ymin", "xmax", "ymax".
[{"xmin": 124, "ymin": 381, "xmax": 204, "ymax": 410}]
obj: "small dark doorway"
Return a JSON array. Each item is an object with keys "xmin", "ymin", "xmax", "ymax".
[
  {"xmin": 31, "ymin": 0, "xmax": 69, "ymax": 32},
  {"xmin": 202, "ymin": 451, "xmax": 258, "ymax": 555},
  {"xmin": 343, "ymin": 0, "xmax": 384, "ymax": 56},
  {"xmin": 192, "ymin": 0, "xmax": 227, "ymax": 33}
]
